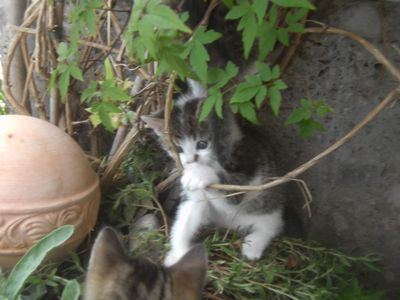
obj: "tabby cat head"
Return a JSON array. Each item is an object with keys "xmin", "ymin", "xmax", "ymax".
[{"xmin": 84, "ymin": 227, "xmax": 207, "ymax": 300}]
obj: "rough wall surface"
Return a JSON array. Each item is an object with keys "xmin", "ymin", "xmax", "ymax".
[
  {"xmin": 0, "ymin": 0, "xmax": 399, "ymax": 297},
  {"xmin": 274, "ymin": 0, "xmax": 400, "ymax": 297}
]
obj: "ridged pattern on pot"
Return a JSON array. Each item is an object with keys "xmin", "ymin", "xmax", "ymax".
[{"xmin": 0, "ymin": 115, "xmax": 101, "ymax": 268}]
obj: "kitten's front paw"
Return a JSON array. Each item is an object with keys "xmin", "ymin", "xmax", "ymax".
[
  {"xmin": 181, "ymin": 164, "xmax": 219, "ymax": 191},
  {"xmin": 241, "ymin": 242, "xmax": 264, "ymax": 261}
]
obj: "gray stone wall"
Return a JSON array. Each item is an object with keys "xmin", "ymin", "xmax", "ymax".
[{"xmin": 273, "ymin": 0, "xmax": 400, "ymax": 297}]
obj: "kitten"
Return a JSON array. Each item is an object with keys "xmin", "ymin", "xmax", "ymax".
[
  {"xmin": 84, "ymin": 227, "xmax": 208, "ymax": 300},
  {"xmin": 142, "ymin": 80, "xmax": 284, "ymax": 266}
]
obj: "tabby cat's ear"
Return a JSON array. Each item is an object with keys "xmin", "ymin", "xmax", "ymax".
[
  {"xmin": 168, "ymin": 244, "xmax": 208, "ymax": 298},
  {"xmin": 141, "ymin": 114, "xmax": 165, "ymax": 137},
  {"xmin": 88, "ymin": 227, "xmax": 126, "ymax": 279}
]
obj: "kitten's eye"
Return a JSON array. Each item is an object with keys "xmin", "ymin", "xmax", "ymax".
[
  {"xmin": 196, "ymin": 140, "xmax": 208, "ymax": 150},
  {"xmin": 176, "ymin": 146, "xmax": 183, "ymax": 153}
]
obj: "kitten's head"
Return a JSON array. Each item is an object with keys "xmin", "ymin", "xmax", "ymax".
[
  {"xmin": 142, "ymin": 80, "xmax": 241, "ymax": 167},
  {"xmin": 84, "ymin": 227, "xmax": 208, "ymax": 300}
]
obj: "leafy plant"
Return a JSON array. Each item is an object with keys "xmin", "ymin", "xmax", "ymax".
[
  {"xmin": 81, "ymin": 58, "xmax": 132, "ymax": 131},
  {"xmin": 0, "ymin": 225, "xmax": 76, "ymax": 300},
  {"xmin": 285, "ymin": 98, "xmax": 333, "ymax": 138}
]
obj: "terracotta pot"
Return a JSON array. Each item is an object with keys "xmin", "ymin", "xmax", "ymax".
[{"xmin": 0, "ymin": 115, "xmax": 101, "ymax": 270}]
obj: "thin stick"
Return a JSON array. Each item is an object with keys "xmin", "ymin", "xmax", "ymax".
[
  {"xmin": 101, "ymin": 127, "xmax": 141, "ymax": 192},
  {"xmin": 164, "ymin": 72, "xmax": 183, "ymax": 170}
]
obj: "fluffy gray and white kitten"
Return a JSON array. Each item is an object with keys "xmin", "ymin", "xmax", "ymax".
[
  {"xmin": 84, "ymin": 227, "xmax": 207, "ymax": 300},
  {"xmin": 142, "ymin": 80, "xmax": 284, "ymax": 266}
]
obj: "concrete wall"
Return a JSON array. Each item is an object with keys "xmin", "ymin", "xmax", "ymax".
[{"xmin": 273, "ymin": 0, "xmax": 400, "ymax": 297}]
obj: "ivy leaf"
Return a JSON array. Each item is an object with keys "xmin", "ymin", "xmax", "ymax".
[
  {"xmin": 92, "ymin": 102, "xmax": 121, "ymax": 131},
  {"xmin": 56, "ymin": 42, "xmax": 70, "ymax": 61},
  {"xmin": 285, "ymin": 107, "xmax": 311, "ymax": 125},
  {"xmin": 256, "ymin": 62, "xmax": 272, "ymax": 81},
  {"xmin": 253, "ymin": 1, "xmax": 269, "ymax": 24},
  {"xmin": 241, "ymin": 12, "xmax": 258, "ymax": 58},
  {"xmin": 225, "ymin": 2, "xmax": 249, "ymax": 20},
  {"xmin": 102, "ymin": 87, "xmax": 131, "ymax": 102},
  {"xmin": 258, "ymin": 27, "xmax": 277, "ymax": 60},
  {"xmin": 231, "ymin": 82, "xmax": 260, "ymax": 104},
  {"xmin": 190, "ymin": 42, "xmax": 209, "ymax": 83},
  {"xmin": 145, "ymin": 4, "xmax": 191, "ymax": 33},
  {"xmin": 277, "ymin": 28, "xmax": 289, "ymax": 46},
  {"xmin": 104, "ymin": 58, "xmax": 114, "ymax": 81},
  {"xmin": 274, "ymin": 79, "xmax": 288, "ymax": 90},
  {"xmin": 271, "ymin": 0, "xmax": 315, "ymax": 10},
  {"xmin": 199, "ymin": 93, "xmax": 217, "ymax": 122},
  {"xmin": 69, "ymin": 65, "xmax": 83, "ymax": 81},
  {"xmin": 195, "ymin": 27, "xmax": 222, "ymax": 44},
  {"xmin": 81, "ymin": 81, "xmax": 97, "ymax": 102},
  {"xmin": 255, "ymin": 85, "xmax": 267, "ymax": 108},
  {"xmin": 287, "ymin": 22, "xmax": 305, "ymax": 33},
  {"xmin": 271, "ymin": 65, "xmax": 281, "ymax": 79},
  {"xmin": 214, "ymin": 91, "xmax": 224, "ymax": 119},
  {"xmin": 82, "ymin": 10, "xmax": 97, "ymax": 36},
  {"xmin": 59, "ymin": 70, "xmax": 70, "ymax": 100},
  {"xmin": 238, "ymin": 102, "xmax": 259, "ymax": 124},
  {"xmin": 269, "ymin": 4, "xmax": 278, "ymax": 25},
  {"xmin": 268, "ymin": 86, "xmax": 281, "ymax": 115},
  {"xmin": 299, "ymin": 118, "xmax": 325, "ymax": 139}
]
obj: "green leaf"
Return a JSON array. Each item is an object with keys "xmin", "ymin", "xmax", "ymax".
[
  {"xmin": 287, "ymin": 22, "xmax": 305, "ymax": 33},
  {"xmin": 56, "ymin": 42, "xmax": 70, "ymax": 61},
  {"xmin": 285, "ymin": 107, "xmax": 311, "ymax": 125},
  {"xmin": 241, "ymin": 13, "xmax": 258, "ymax": 58},
  {"xmin": 69, "ymin": 65, "xmax": 83, "ymax": 81},
  {"xmin": 231, "ymin": 82, "xmax": 260, "ymax": 104},
  {"xmin": 191, "ymin": 42, "xmax": 209, "ymax": 83},
  {"xmin": 59, "ymin": 70, "xmax": 71, "ymax": 100},
  {"xmin": 102, "ymin": 86, "xmax": 131, "ymax": 102},
  {"xmin": 269, "ymin": 4, "xmax": 278, "ymax": 25},
  {"xmin": 253, "ymin": 1, "xmax": 269, "ymax": 24},
  {"xmin": 255, "ymin": 85, "xmax": 267, "ymax": 108},
  {"xmin": 238, "ymin": 102, "xmax": 259, "ymax": 124},
  {"xmin": 256, "ymin": 62, "xmax": 272, "ymax": 81},
  {"xmin": 258, "ymin": 28, "xmax": 277, "ymax": 60},
  {"xmin": 145, "ymin": 5, "xmax": 191, "ymax": 33},
  {"xmin": 83, "ymin": 10, "xmax": 97, "ymax": 36},
  {"xmin": 274, "ymin": 79, "xmax": 288, "ymax": 90},
  {"xmin": 104, "ymin": 58, "xmax": 114, "ymax": 81},
  {"xmin": 277, "ymin": 28, "xmax": 289, "ymax": 46},
  {"xmin": 214, "ymin": 91, "xmax": 224, "ymax": 119},
  {"xmin": 225, "ymin": 3, "xmax": 248, "ymax": 20},
  {"xmin": 93, "ymin": 102, "xmax": 122, "ymax": 131},
  {"xmin": 271, "ymin": 65, "xmax": 281, "ymax": 79},
  {"xmin": 61, "ymin": 280, "xmax": 80, "ymax": 300},
  {"xmin": 299, "ymin": 118, "xmax": 325, "ymax": 139},
  {"xmin": 196, "ymin": 27, "xmax": 222, "ymax": 44},
  {"xmin": 226, "ymin": 61, "xmax": 239, "ymax": 77},
  {"xmin": 268, "ymin": 86, "xmax": 281, "ymax": 115},
  {"xmin": 271, "ymin": 0, "xmax": 315, "ymax": 10},
  {"xmin": 4, "ymin": 225, "xmax": 74, "ymax": 300},
  {"xmin": 81, "ymin": 81, "xmax": 98, "ymax": 102},
  {"xmin": 199, "ymin": 94, "xmax": 217, "ymax": 122}
]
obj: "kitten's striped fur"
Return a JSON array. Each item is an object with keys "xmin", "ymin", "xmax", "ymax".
[{"xmin": 84, "ymin": 227, "xmax": 207, "ymax": 300}]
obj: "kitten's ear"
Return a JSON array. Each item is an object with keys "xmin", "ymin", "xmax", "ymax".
[
  {"xmin": 187, "ymin": 79, "xmax": 207, "ymax": 99},
  {"xmin": 168, "ymin": 244, "xmax": 208, "ymax": 299},
  {"xmin": 84, "ymin": 227, "xmax": 126, "ymax": 300},
  {"xmin": 141, "ymin": 114, "xmax": 165, "ymax": 137}
]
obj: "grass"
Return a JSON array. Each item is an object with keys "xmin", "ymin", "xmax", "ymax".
[{"xmin": 0, "ymin": 138, "xmax": 387, "ymax": 299}]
